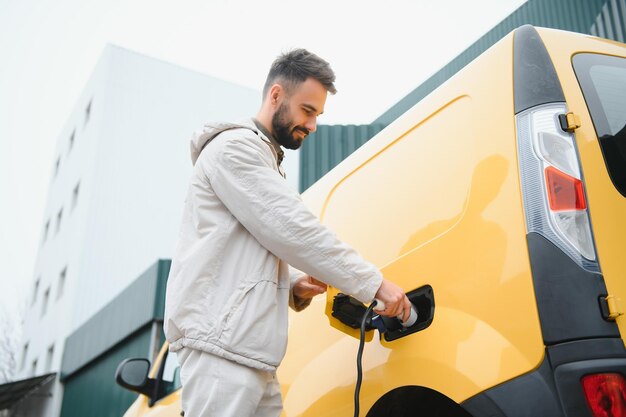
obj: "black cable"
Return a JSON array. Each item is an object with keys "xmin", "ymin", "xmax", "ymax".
[{"xmin": 354, "ymin": 300, "xmax": 378, "ymax": 417}]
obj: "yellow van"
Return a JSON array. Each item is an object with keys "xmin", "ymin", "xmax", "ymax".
[{"xmin": 116, "ymin": 25, "xmax": 626, "ymax": 416}]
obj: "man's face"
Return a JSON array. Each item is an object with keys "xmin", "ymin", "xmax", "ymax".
[{"xmin": 271, "ymin": 78, "xmax": 327, "ymax": 150}]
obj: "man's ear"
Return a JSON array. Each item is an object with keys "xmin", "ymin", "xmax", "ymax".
[{"xmin": 269, "ymin": 83, "xmax": 284, "ymax": 107}]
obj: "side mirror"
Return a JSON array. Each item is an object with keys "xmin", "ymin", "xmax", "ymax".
[{"xmin": 115, "ymin": 358, "xmax": 155, "ymax": 398}]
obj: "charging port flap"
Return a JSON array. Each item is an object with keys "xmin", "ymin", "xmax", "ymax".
[
  {"xmin": 328, "ymin": 285, "xmax": 435, "ymax": 342},
  {"xmin": 331, "ymin": 293, "xmax": 372, "ymax": 329},
  {"xmin": 326, "ymin": 289, "xmax": 376, "ymax": 341}
]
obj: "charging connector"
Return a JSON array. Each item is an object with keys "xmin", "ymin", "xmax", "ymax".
[{"xmin": 373, "ymin": 298, "xmax": 419, "ymax": 327}]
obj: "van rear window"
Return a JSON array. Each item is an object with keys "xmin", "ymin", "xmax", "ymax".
[{"xmin": 573, "ymin": 53, "xmax": 626, "ymax": 197}]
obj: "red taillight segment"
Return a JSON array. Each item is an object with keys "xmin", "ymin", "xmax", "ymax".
[
  {"xmin": 582, "ymin": 373, "xmax": 626, "ymax": 417},
  {"xmin": 545, "ymin": 166, "xmax": 587, "ymax": 211}
]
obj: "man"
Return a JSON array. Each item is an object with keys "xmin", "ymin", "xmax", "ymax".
[{"xmin": 164, "ymin": 48, "xmax": 411, "ymax": 417}]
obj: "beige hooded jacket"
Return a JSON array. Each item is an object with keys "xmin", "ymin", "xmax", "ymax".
[{"xmin": 164, "ymin": 119, "xmax": 383, "ymax": 371}]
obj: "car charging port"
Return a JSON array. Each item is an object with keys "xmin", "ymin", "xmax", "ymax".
[
  {"xmin": 331, "ymin": 285, "xmax": 435, "ymax": 341},
  {"xmin": 378, "ymin": 285, "xmax": 435, "ymax": 341}
]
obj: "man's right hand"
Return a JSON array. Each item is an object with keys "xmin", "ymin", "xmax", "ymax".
[{"xmin": 374, "ymin": 279, "xmax": 412, "ymax": 322}]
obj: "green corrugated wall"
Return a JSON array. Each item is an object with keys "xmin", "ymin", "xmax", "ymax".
[
  {"xmin": 300, "ymin": 0, "xmax": 626, "ymax": 191},
  {"xmin": 60, "ymin": 327, "xmax": 152, "ymax": 417},
  {"xmin": 299, "ymin": 124, "xmax": 385, "ymax": 191},
  {"xmin": 59, "ymin": 260, "xmax": 171, "ymax": 417},
  {"xmin": 61, "ymin": 260, "xmax": 171, "ymax": 379}
]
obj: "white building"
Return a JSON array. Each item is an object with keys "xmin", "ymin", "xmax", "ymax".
[{"xmin": 12, "ymin": 44, "xmax": 267, "ymax": 417}]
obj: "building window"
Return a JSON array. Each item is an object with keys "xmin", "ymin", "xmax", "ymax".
[
  {"xmin": 31, "ymin": 359, "xmax": 38, "ymax": 377},
  {"xmin": 72, "ymin": 182, "xmax": 80, "ymax": 210},
  {"xmin": 32, "ymin": 277, "xmax": 40, "ymax": 306},
  {"xmin": 45, "ymin": 345, "xmax": 54, "ymax": 372},
  {"xmin": 20, "ymin": 343, "xmax": 28, "ymax": 371},
  {"xmin": 68, "ymin": 130, "xmax": 75, "ymax": 152},
  {"xmin": 43, "ymin": 219, "xmax": 50, "ymax": 243},
  {"xmin": 56, "ymin": 208, "xmax": 63, "ymax": 235},
  {"xmin": 55, "ymin": 156, "xmax": 61, "ymax": 177},
  {"xmin": 57, "ymin": 268, "xmax": 66, "ymax": 300},
  {"xmin": 41, "ymin": 287, "xmax": 50, "ymax": 317},
  {"xmin": 84, "ymin": 99, "xmax": 92, "ymax": 126}
]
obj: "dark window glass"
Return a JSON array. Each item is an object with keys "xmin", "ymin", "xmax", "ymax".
[{"xmin": 573, "ymin": 53, "xmax": 626, "ymax": 197}]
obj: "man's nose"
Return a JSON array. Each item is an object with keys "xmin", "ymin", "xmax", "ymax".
[{"xmin": 305, "ymin": 116, "xmax": 317, "ymax": 133}]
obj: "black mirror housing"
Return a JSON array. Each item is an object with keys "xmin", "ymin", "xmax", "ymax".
[{"xmin": 115, "ymin": 358, "xmax": 155, "ymax": 398}]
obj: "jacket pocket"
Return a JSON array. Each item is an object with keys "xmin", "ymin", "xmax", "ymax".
[{"xmin": 218, "ymin": 279, "xmax": 289, "ymax": 367}]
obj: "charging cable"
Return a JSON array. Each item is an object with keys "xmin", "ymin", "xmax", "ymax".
[
  {"xmin": 354, "ymin": 299, "xmax": 418, "ymax": 417},
  {"xmin": 354, "ymin": 300, "xmax": 378, "ymax": 417}
]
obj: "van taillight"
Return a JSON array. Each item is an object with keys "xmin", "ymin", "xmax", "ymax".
[
  {"xmin": 545, "ymin": 166, "xmax": 587, "ymax": 211},
  {"xmin": 582, "ymin": 373, "xmax": 626, "ymax": 417},
  {"xmin": 516, "ymin": 103, "xmax": 600, "ymax": 272}
]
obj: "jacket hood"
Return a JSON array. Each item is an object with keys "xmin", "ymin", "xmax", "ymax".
[{"xmin": 190, "ymin": 119, "xmax": 258, "ymax": 165}]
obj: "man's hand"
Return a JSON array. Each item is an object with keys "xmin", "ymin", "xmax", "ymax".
[
  {"xmin": 293, "ymin": 275, "xmax": 328, "ymax": 300},
  {"xmin": 374, "ymin": 279, "xmax": 412, "ymax": 322}
]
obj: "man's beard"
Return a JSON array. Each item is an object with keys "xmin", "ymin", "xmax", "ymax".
[{"xmin": 271, "ymin": 102, "xmax": 310, "ymax": 150}]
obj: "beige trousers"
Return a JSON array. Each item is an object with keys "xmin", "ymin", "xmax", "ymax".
[{"xmin": 176, "ymin": 347, "xmax": 283, "ymax": 417}]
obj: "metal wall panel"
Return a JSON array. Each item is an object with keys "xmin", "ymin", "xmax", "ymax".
[
  {"xmin": 299, "ymin": 124, "xmax": 385, "ymax": 191},
  {"xmin": 60, "ymin": 259, "xmax": 171, "ymax": 379},
  {"xmin": 590, "ymin": 0, "xmax": 626, "ymax": 41},
  {"xmin": 59, "ymin": 327, "xmax": 152, "ymax": 417}
]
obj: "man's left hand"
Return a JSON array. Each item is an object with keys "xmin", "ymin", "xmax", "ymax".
[{"xmin": 293, "ymin": 275, "xmax": 327, "ymax": 299}]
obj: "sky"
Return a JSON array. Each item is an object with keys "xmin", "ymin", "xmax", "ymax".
[{"xmin": 0, "ymin": 0, "xmax": 528, "ymax": 325}]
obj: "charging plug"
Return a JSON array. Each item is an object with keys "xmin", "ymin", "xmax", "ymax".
[{"xmin": 373, "ymin": 299, "xmax": 418, "ymax": 327}]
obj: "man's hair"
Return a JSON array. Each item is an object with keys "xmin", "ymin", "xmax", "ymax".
[{"xmin": 262, "ymin": 49, "xmax": 337, "ymax": 99}]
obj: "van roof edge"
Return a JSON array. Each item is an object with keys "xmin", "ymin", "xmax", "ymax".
[{"xmin": 514, "ymin": 25, "xmax": 566, "ymax": 114}]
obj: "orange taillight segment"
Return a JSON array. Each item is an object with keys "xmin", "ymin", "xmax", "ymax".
[
  {"xmin": 582, "ymin": 373, "xmax": 626, "ymax": 417},
  {"xmin": 545, "ymin": 166, "xmax": 587, "ymax": 211}
]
